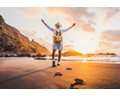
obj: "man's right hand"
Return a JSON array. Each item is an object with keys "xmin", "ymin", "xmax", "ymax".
[{"xmin": 41, "ymin": 19, "xmax": 44, "ymax": 22}]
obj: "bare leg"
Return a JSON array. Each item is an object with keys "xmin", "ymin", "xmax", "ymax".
[
  {"xmin": 52, "ymin": 49, "xmax": 57, "ymax": 67},
  {"xmin": 52, "ymin": 49, "xmax": 56, "ymax": 60},
  {"xmin": 58, "ymin": 50, "xmax": 61, "ymax": 63}
]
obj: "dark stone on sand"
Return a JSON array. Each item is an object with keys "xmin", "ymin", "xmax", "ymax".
[
  {"xmin": 54, "ymin": 72, "xmax": 63, "ymax": 77},
  {"xmin": 70, "ymin": 78, "xmax": 86, "ymax": 89},
  {"xmin": 66, "ymin": 68, "xmax": 72, "ymax": 70},
  {"xmin": 74, "ymin": 78, "xmax": 86, "ymax": 85}
]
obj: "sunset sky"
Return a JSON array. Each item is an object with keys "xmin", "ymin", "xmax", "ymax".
[{"xmin": 0, "ymin": 7, "xmax": 120, "ymax": 54}]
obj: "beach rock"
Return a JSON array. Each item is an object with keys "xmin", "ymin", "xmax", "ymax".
[
  {"xmin": 70, "ymin": 78, "xmax": 86, "ymax": 89},
  {"xmin": 54, "ymin": 72, "xmax": 63, "ymax": 77},
  {"xmin": 74, "ymin": 78, "xmax": 86, "ymax": 85},
  {"xmin": 66, "ymin": 68, "xmax": 72, "ymax": 70}
]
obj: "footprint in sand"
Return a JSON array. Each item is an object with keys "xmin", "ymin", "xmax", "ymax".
[
  {"xmin": 66, "ymin": 68, "xmax": 72, "ymax": 70},
  {"xmin": 70, "ymin": 78, "xmax": 86, "ymax": 89},
  {"xmin": 54, "ymin": 72, "xmax": 63, "ymax": 77}
]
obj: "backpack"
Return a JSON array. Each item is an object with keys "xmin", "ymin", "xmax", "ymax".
[{"xmin": 53, "ymin": 29, "xmax": 62, "ymax": 43}]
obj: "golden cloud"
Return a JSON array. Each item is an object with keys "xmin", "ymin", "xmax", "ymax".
[
  {"xmin": 18, "ymin": 7, "xmax": 96, "ymax": 32},
  {"xmin": 47, "ymin": 7, "xmax": 96, "ymax": 32},
  {"xmin": 18, "ymin": 7, "xmax": 42, "ymax": 19},
  {"xmin": 104, "ymin": 8, "xmax": 120, "ymax": 22},
  {"xmin": 96, "ymin": 30, "xmax": 120, "ymax": 54}
]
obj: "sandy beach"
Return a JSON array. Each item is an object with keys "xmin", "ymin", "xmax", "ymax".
[{"xmin": 0, "ymin": 57, "xmax": 120, "ymax": 89}]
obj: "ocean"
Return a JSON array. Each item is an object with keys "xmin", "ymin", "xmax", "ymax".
[
  {"xmin": 61, "ymin": 56, "xmax": 120, "ymax": 64},
  {"xmin": 0, "ymin": 56, "xmax": 120, "ymax": 64}
]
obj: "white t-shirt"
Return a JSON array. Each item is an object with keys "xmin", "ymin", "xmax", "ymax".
[{"xmin": 45, "ymin": 23, "xmax": 73, "ymax": 34}]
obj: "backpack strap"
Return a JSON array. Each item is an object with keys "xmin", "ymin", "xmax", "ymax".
[{"xmin": 55, "ymin": 29, "xmax": 61, "ymax": 36}]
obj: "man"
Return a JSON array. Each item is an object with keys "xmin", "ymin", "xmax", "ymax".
[{"xmin": 41, "ymin": 19, "xmax": 76, "ymax": 67}]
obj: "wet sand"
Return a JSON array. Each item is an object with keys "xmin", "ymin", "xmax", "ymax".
[{"xmin": 0, "ymin": 57, "xmax": 120, "ymax": 89}]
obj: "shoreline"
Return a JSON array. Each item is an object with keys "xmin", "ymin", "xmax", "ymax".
[{"xmin": 1, "ymin": 57, "xmax": 120, "ymax": 64}]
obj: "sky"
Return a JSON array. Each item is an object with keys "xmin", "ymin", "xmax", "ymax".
[{"xmin": 0, "ymin": 7, "xmax": 120, "ymax": 54}]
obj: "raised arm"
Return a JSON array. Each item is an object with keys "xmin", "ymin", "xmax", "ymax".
[
  {"xmin": 61, "ymin": 23, "xmax": 76, "ymax": 32},
  {"xmin": 41, "ymin": 19, "xmax": 54, "ymax": 31}
]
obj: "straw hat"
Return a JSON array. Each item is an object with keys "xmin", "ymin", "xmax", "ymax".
[{"xmin": 54, "ymin": 22, "xmax": 62, "ymax": 27}]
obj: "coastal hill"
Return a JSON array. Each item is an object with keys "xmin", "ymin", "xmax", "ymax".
[
  {"xmin": 62, "ymin": 50, "xmax": 83, "ymax": 56},
  {"xmin": 31, "ymin": 39, "xmax": 50, "ymax": 55},
  {"xmin": 62, "ymin": 50, "xmax": 117, "ymax": 57},
  {"xmin": 0, "ymin": 15, "xmax": 50, "ymax": 55}
]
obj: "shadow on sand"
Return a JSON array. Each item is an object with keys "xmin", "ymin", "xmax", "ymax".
[{"xmin": 0, "ymin": 67, "xmax": 52, "ymax": 85}]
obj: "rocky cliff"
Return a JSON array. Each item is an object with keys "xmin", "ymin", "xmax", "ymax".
[{"xmin": 0, "ymin": 15, "xmax": 50, "ymax": 55}]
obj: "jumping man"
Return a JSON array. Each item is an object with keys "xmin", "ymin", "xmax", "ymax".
[{"xmin": 41, "ymin": 19, "xmax": 76, "ymax": 67}]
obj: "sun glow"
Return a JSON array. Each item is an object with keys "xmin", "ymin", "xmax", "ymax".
[
  {"xmin": 82, "ymin": 58, "xmax": 87, "ymax": 62},
  {"xmin": 74, "ymin": 45, "xmax": 97, "ymax": 54},
  {"xmin": 71, "ymin": 33, "xmax": 99, "ymax": 54}
]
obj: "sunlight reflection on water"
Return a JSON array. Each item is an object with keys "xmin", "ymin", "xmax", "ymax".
[{"xmin": 82, "ymin": 58, "xmax": 87, "ymax": 62}]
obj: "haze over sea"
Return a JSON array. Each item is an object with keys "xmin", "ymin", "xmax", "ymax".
[{"xmin": 0, "ymin": 56, "xmax": 120, "ymax": 64}]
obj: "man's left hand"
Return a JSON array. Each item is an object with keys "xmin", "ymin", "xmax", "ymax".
[{"xmin": 72, "ymin": 23, "xmax": 76, "ymax": 27}]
